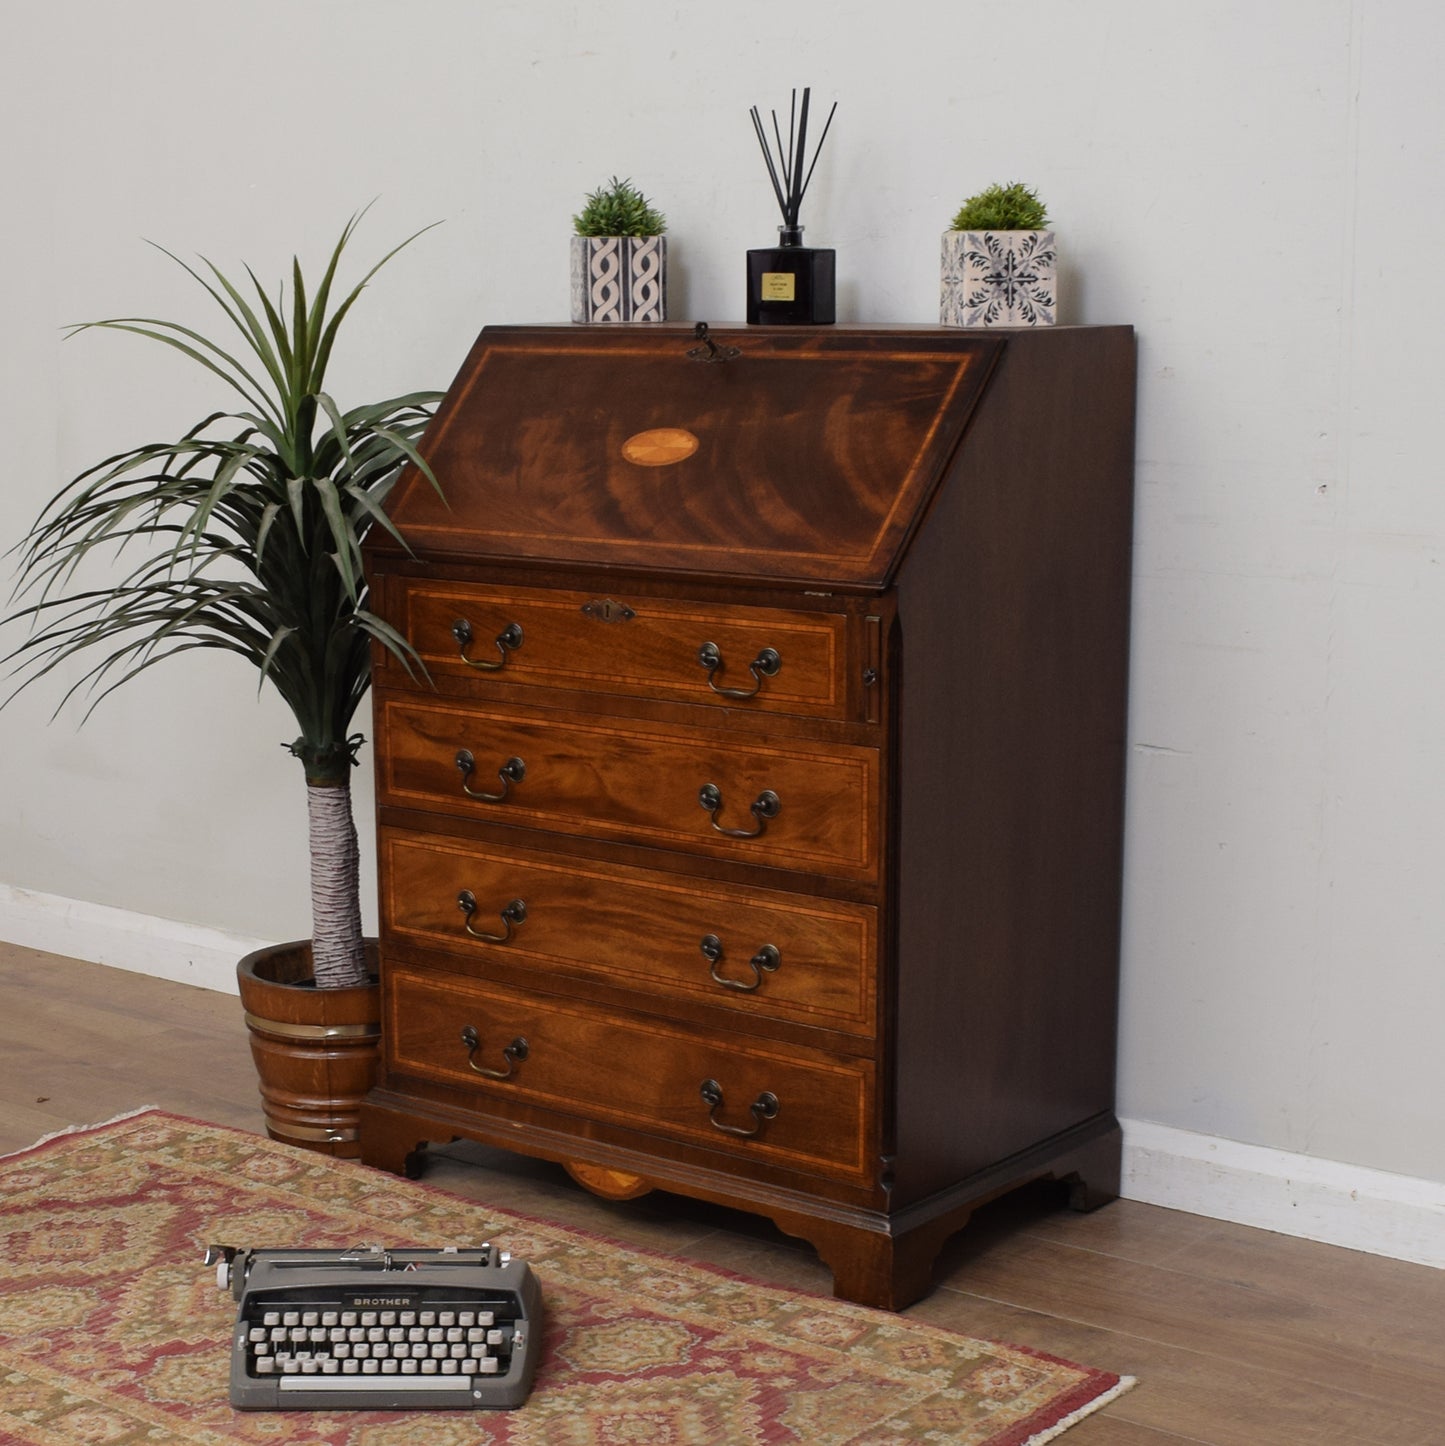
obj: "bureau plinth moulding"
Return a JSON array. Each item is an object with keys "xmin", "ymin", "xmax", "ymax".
[{"xmin": 358, "ymin": 322, "xmax": 1137, "ymax": 1311}]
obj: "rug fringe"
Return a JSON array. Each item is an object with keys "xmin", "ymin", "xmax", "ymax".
[
  {"xmin": 1024, "ymin": 1375, "xmax": 1138, "ymax": 1445},
  {"xmin": 0, "ymin": 1105, "xmax": 160, "ymax": 1160}
]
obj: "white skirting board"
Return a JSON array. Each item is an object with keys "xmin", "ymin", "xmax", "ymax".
[
  {"xmin": 2, "ymin": 881, "xmax": 1442, "ymax": 1268},
  {"xmin": 1119, "ymin": 1118, "xmax": 1444, "ymax": 1269},
  {"xmin": 0, "ymin": 882, "xmax": 271, "ymax": 996}
]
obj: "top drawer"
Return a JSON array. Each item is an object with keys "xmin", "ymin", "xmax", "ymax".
[{"xmin": 379, "ymin": 579, "xmax": 851, "ymax": 719}]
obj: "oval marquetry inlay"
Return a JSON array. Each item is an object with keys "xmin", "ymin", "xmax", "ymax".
[
  {"xmin": 565, "ymin": 1159, "xmax": 653, "ymax": 1200},
  {"xmin": 621, "ymin": 427, "xmax": 699, "ymax": 467}
]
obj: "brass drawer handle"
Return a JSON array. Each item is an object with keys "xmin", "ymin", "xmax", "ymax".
[
  {"xmin": 458, "ymin": 891, "xmax": 528, "ymax": 944},
  {"xmin": 700, "ymin": 934, "xmax": 781, "ymax": 992},
  {"xmin": 452, "ymin": 618, "xmax": 523, "ymax": 671},
  {"xmin": 460, "ymin": 1026, "xmax": 529, "ymax": 1080},
  {"xmin": 696, "ymin": 641, "xmax": 781, "ymax": 699},
  {"xmin": 699, "ymin": 1078, "xmax": 779, "ymax": 1138},
  {"xmin": 698, "ymin": 783, "xmax": 780, "ymax": 839},
  {"xmin": 456, "ymin": 751, "xmax": 525, "ymax": 802}
]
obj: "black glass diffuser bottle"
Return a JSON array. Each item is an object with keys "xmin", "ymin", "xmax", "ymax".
[
  {"xmin": 747, "ymin": 224, "xmax": 836, "ymax": 325},
  {"xmin": 746, "ymin": 88, "xmax": 837, "ymax": 325}
]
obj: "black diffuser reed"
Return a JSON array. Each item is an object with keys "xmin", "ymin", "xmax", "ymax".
[{"xmin": 746, "ymin": 88, "xmax": 837, "ymax": 325}]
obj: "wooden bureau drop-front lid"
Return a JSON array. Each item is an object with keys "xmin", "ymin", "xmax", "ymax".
[{"xmin": 382, "ymin": 326, "xmax": 1003, "ymax": 588}]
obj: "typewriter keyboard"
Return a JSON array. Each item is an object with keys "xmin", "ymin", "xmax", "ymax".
[{"xmin": 244, "ymin": 1302, "xmax": 524, "ymax": 1385}]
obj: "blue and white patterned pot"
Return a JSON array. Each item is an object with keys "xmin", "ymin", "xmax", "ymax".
[
  {"xmin": 570, "ymin": 235, "xmax": 668, "ymax": 322},
  {"xmin": 940, "ymin": 229, "xmax": 1056, "ymax": 326}
]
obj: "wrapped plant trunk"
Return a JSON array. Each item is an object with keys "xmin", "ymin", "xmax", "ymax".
[
  {"xmin": 307, "ymin": 776, "xmax": 365, "ymax": 986},
  {"xmin": 288, "ymin": 732, "xmax": 370, "ymax": 988}
]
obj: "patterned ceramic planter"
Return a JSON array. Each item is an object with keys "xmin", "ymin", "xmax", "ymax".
[
  {"xmin": 571, "ymin": 235, "xmax": 668, "ymax": 322},
  {"xmin": 940, "ymin": 229, "xmax": 1056, "ymax": 327}
]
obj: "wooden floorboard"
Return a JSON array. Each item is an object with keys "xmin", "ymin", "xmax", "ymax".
[{"xmin": 3, "ymin": 940, "xmax": 1442, "ymax": 1444}]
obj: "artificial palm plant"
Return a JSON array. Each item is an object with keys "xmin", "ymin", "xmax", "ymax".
[{"xmin": 2, "ymin": 212, "xmax": 441, "ymax": 988}]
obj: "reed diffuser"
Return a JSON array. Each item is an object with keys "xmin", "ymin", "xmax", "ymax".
[{"xmin": 746, "ymin": 88, "xmax": 837, "ymax": 325}]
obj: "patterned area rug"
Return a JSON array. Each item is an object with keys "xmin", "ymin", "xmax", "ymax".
[{"xmin": 0, "ymin": 1111, "xmax": 1132, "ymax": 1445}]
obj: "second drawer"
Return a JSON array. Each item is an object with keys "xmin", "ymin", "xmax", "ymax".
[{"xmin": 377, "ymin": 697, "xmax": 881, "ymax": 880}]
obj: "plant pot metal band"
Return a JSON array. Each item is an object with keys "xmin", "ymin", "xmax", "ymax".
[{"xmin": 242, "ymin": 1012, "xmax": 381, "ymax": 1042}]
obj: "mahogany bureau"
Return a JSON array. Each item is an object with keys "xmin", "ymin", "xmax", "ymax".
[{"xmin": 359, "ymin": 322, "xmax": 1137, "ymax": 1311}]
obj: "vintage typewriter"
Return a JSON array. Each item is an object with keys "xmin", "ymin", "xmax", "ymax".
[{"xmin": 205, "ymin": 1243, "xmax": 542, "ymax": 1411}]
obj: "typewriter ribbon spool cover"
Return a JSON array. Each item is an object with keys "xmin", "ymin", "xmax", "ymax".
[{"xmin": 207, "ymin": 1244, "xmax": 543, "ymax": 1411}]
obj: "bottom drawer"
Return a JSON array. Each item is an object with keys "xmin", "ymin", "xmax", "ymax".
[{"xmin": 385, "ymin": 966, "xmax": 874, "ymax": 1183}]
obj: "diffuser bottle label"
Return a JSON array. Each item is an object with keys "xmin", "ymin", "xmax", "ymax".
[{"xmin": 760, "ymin": 272, "xmax": 797, "ymax": 302}]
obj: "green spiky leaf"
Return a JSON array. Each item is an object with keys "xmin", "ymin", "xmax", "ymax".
[{"xmin": 2, "ymin": 213, "xmax": 444, "ymax": 777}]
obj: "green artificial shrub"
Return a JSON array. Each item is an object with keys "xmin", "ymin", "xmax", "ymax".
[
  {"xmin": 573, "ymin": 177, "xmax": 667, "ymax": 237},
  {"xmin": 951, "ymin": 182, "xmax": 1050, "ymax": 232}
]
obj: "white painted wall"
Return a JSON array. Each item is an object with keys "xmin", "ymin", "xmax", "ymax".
[{"xmin": 2, "ymin": 1, "xmax": 1442, "ymax": 1197}]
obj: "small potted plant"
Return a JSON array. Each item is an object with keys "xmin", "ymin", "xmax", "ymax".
[
  {"xmin": 0, "ymin": 211, "xmax": 442, "ymax": 1155},
  {"xmin": 940, "ymin": 182, "xmax": 1056, "ymax": 327},
  {"xmin": 570, "ymin": 176, "xmax": 668, "ymax": 323}
]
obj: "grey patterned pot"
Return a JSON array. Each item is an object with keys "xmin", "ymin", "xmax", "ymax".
[
  {"xmin": 940, "ymin": 229, "xmax": 1056, "ymax": 326},
  {"xmin": 570, "ymin": 235, "xmax": 668, "ymax": 322}
]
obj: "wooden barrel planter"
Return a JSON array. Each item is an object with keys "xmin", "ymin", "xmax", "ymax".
[{"xmin": 237, "ymin": 941, "xmax": 381, "ymax": 1158}]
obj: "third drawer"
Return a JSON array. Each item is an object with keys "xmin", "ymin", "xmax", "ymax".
[{"xmin": 381, "ymin": 827, "xmax": 878, "ymax": 1039}]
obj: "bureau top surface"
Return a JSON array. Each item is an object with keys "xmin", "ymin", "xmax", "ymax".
[{"xmin": 380, "ymin": 325, "xmax": 1006, "ymax": 588}]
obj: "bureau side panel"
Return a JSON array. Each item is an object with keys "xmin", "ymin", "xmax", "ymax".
[{"xmin": 889, "ymin": 326, "xmax": 1136, "ymax": 1204}]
